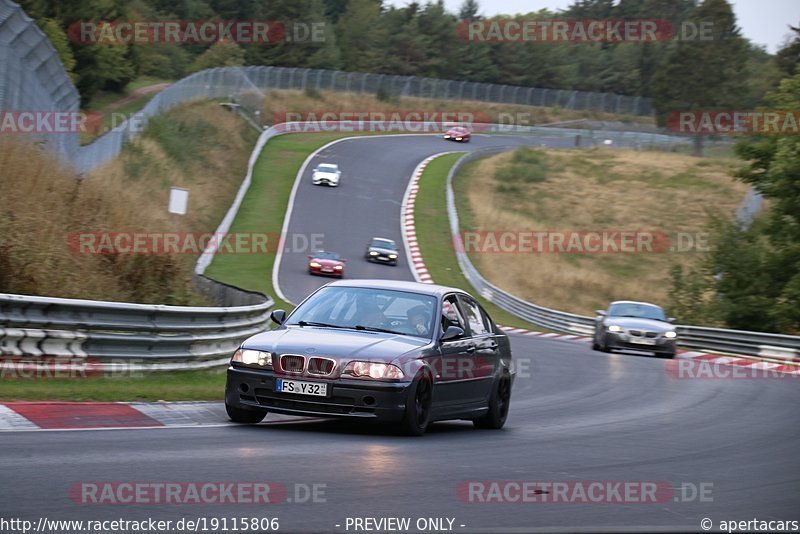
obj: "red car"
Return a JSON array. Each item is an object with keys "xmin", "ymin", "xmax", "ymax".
[
  {"xmin": 443, "ymin": 126, "xmax": 471, "ymax": 142},
  {"xmin": 307, "ymin": 251, "xmax": 346, "ymax": 277}
]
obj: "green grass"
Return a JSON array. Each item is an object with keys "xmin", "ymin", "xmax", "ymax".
[
  {"xmin": 413, "ymin": 153, "xmax": 545, "ymax": 331},
  {"xmin": 0, "ymin": 370, "xmax": 225, "ymax": 402},
  {"xmin": 81, "ymin": 77, "xmax": 172, "ymax": 145}
]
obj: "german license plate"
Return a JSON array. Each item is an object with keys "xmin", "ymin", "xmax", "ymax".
[
  {"xmin": 276, "ymin": 379, "xmax": 327, "ymax": 396},
  {"xmin": 631, "ymin": 338, "xmax": 656, "ymax": 345}
]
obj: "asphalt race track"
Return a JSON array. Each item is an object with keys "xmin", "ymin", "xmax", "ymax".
[
  {"xmin": 276, "ymin": 134, "xmax": 575, "ymax": 305},
  {"xmin": 3, "ymin": 133, "xmax": 799, "ymax": 533}
]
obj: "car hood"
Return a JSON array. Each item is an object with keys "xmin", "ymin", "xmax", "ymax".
[
  {"xmin": 605, "ymin": 317, "xmax": 672, "ymax": 332},
  {"xmin": 242, "ymin": 326, "xmax": 429, "ymax": 361}
]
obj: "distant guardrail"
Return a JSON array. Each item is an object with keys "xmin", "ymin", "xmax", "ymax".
[{"xmin": 445, "ymin": 148, "xmax": 799, "ymax": 362}]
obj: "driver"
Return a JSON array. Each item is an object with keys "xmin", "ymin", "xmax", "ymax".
[{"xmin": 406, "ymin": 305, "xmax": 431, "ymax": 336}]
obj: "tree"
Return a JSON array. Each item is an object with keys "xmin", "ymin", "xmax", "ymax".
[
  {"xmin": 190, "ymin": 39, "xmax": 246, "ymax": 72},
  {"xmin": 651, "ymin": 0, "xmax": 749, "ymax": 155},
  {"xmin": 776, "ymin": 24, "xmax": 800, "ymax": 77},
  {"xmin": 39, "ymin": 18, "xmax": 77, "ymax": 83},
  {"xmin": 305, "ymin": 0, "xmax": 343, "ymax": 69},
  {"xmin": 677, "ymin": 74, "xmax": 800, "ymax": 333},
  {"xmin": 562, "ymin": 0, "xmax": 615, "ymax": 18},
  {"xmin": 458, "ymin": 0, "xmax": 480, "ymax": 20},
  {"xmin": 336, "ymin": 0, "xmax": 387, "ymax": 72},
  {"xmin": 732, "ymin": 74, "xmax": 800, "ymax": 333}
]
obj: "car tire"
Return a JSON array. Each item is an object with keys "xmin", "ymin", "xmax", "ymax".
[
  {"xmin": 225, "ymin": 402, "xmax": 267, "ymax": 424},
  {"xmin": 400, "ymin": 372, "xmax": 433, "ymax": 436},
  {"xmin": 473, "ymin": 373, "xmax": 511, "ymax": 430}
]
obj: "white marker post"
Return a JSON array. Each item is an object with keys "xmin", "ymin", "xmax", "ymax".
[{"xmin": 168, "ymin": 187, "xmax": 189, "ymax": 215}]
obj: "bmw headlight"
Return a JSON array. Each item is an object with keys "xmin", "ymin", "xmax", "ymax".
[
  {"xmin": 663, "ymin": 331, "xmax": 677, "ymax": 339},
  {"xmin": 369, "ymin": 251, "xmax": 379, "ymax": 256},
  {"xmin": 343, "ymin": 361, "xmax": 404, "ymax": 380},
  {"xmin": 607, "ymin": 325, "xmax": 623, "ymax": 333},
  {"xmin": 232, "ymin": 349, "xmax": 273, "ymax": 367},
  {"xmin": 388, "ymin": 254, "xmax": 398, "ymax": 259}
]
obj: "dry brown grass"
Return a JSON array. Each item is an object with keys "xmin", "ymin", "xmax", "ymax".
[
  {"xmin": 260, "ymin": 90, "xmax": 654, "ymax": 127},
  {"xmin": 0, "ymin": 102, "xmax": 256, "ymax": 304},
  {"xmin": 457, "ymin": 148, "xmax": 749, "ymax": 315}
]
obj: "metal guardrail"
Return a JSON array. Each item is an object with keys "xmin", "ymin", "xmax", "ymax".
[
  {"xmin": 0, "ymin": 291, "xmax": 272, "ymax": 372},
  {"xmin": 445, "ymin": 149, "xmax": 799, "ymax": 361}
]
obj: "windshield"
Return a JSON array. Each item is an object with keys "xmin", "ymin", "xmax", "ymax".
[
  {"xmin": 286, "ymin": 286, "xmax": 437, "ymax": 338},
  {"xmin": 608, "ymin": 303, "xmax": 666, "ymax": 321},
  {"xmin": 312, "ymin": 251, "xmax": 340, "ymax": 260},
  {"xmin": 371, "ymin": 238, "xmax": 396, "ymax": 250},
  {"xmin": 317, "ymin": 165, "xmax": 337, "ymax": 173}
]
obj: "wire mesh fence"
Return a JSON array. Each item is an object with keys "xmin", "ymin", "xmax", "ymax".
[{"xmin": 2, "ymin": 0, "xmax": 670, "ymax": 175}]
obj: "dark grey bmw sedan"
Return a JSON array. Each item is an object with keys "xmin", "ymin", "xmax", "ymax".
[{"xmin": 225, "ymin": 280, "xmax": 515, "ymax": 435}]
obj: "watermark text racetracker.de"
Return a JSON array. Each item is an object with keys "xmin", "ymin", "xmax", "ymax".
[
  {"xmin": 457, "ymin": 230, "xmax": 710, "ymax": 254},
  {"xmin": 667, "ymin": 110, "xmax": 800, "ymax": 135},
  {"xmin": 0, "ymin": 111, "xmax": 146, "ymax": 135},
  {"xmin": 457, "ymin": 19, "xmax": 715, "ymax": 43},
  {"xmin": 273, "ymin": 110, "xmax": 492, "ymax": 134},
  {"xmin": 0, "ymin": 357, "xmax": 147, "ymax": 380},
  {"xmin": 667, "ymin": 359, "xmax": 800, "ymax": 380},
  {"xmin": 68, "ymin": 232, "xmax": 325, "ymax": 255},
  {"xmin": 457, "ymin": 480, "xmax": 713, "ymax": 504},
  {"xmin": 68, "ymin": 20, "xmax": 328, "ymax": 45},
  {"xmin": 70, "ymin": 481, "xmax": 325, "ymax": 505}
]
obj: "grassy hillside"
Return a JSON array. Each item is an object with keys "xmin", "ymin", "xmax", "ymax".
[
  {"xmin": 0, "ymin": 102, "xmax": 257, "ymax": 304},
  {"xmin": 454, "ymin": 147, "xmax": 749, "ymax": 316}
]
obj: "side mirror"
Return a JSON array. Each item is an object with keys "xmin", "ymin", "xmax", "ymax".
[
  {"xmin": 440, "ymin": 326, "xmax": 464, "ymax": 341},
  {"xmin": 667, "ymin": 317, "xmax": 676, "ymax": 323},
  {"xmin": 270, "ymin": 309, "xmax": 286, "ymax": 325},
  {"xmin": 341, "ymin": 259, "xmax": 347, "ymax": 263},
  {"xmin": 595, "ymin": 310, "xmax": 606, "ymax": 316},
  {"xmin": 307, "ymin": 255, "xmax": 313, "ymax": 259},
  {"xmin": 312, "ymin": 167, "xmax": 318, "ymax": 172}
]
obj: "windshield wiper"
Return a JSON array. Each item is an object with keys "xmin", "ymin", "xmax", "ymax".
[
  {"xmin": 295, "ymin": 320, "xmax": 346, "ymax": 329},
  {"xmin": 354, "ymin": 325, "xmax": 406, "ymax": 335}
]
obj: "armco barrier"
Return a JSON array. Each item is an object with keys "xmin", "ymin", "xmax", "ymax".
[
  {"xmin": 0, "ymin": 292, "xmax": 272, "ymax": 371},
  {"xmin": 445, "ymin": 149, "xmax": 799, "ymax": 361}
]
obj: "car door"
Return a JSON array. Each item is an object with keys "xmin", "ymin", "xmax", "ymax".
[
  {"xmin": 432, "ymin": 293, "xmax": 475, "ymax": 411},
  {"xmin": 456, "ymin": 295, "xmax": 499, "ymax": 403}
]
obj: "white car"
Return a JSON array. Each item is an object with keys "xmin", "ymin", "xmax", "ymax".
[{"xmin": 311, "ymin": 163, "xmax": 341, "ymax": 186}]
